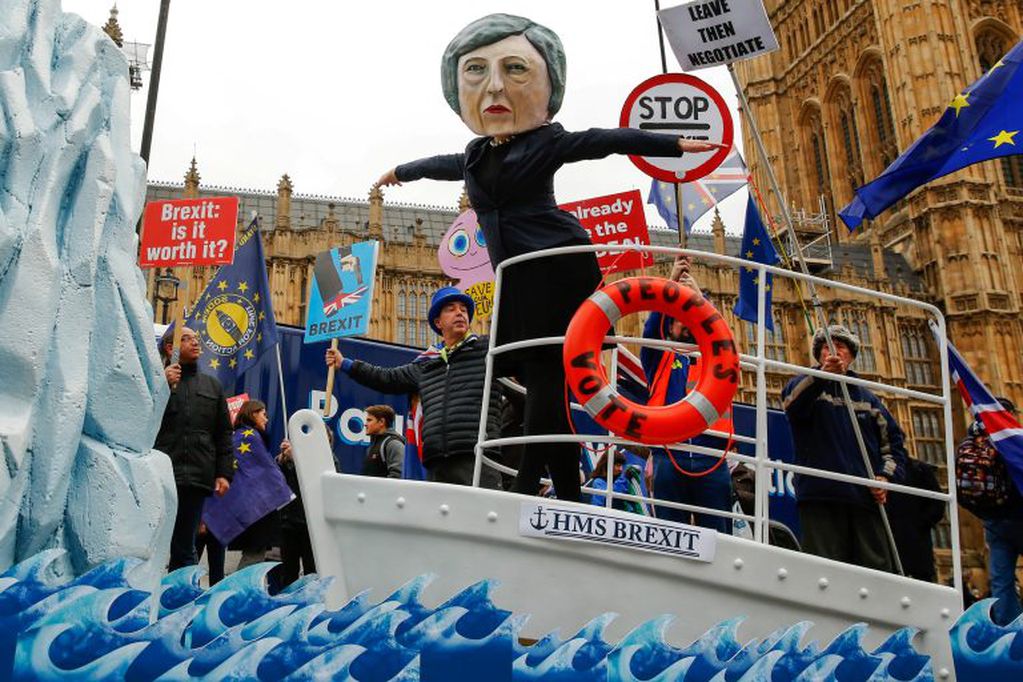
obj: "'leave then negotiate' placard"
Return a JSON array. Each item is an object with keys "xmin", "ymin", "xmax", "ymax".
[{"xmin": 658, "ymin": 0, "xmax": 779, "ymax": 72}]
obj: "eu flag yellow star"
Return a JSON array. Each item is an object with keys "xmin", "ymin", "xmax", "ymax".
[
  {"xmin": 752, "ymin": 238, "xmax": 760, "ymax": 246},
  {"xmin": 949, "ymin": 93, "xmax": 970, "ymax": 117},
  {"xmin": 257, "ymin": 332, "xmax": 263, "ymax": 343},
  {"xmin": 244, "ymin": 349, "xmax": 254, "ymax": 360},
  {"xmin": 242, "ymin": 428, "xmax": 255, "ymax": 438},
  {"xmin": 208, "ymin": 358, "xmax": 220, "ymax": 369},
  {"xmin": 253, "ymin": 293, "xmax": 260, "ymax": 303},
  {"xmin": 237, "ymin": 281, "xmax": 249, "ymax": 293},
  {"xmin": 217, "ymin": 280, "xmax": 228, "ymax": 291},
  {"xmin": 989, "ymin": 130, "xmax": 1019, "ymax": 148},
  {"xmin": 229, "ymin": 358, "xmax": 237, "ymax": 369},
  {"xmin": 258, "ymin": 311, "xmax": 265, "ymax": 321},
  {"xmin": 238, "ymin": 442, "xmax": 251, "ymax": 454},
  {"xmin": 745, "ymin": 250, "xmax": 754, "ymax": 259}
]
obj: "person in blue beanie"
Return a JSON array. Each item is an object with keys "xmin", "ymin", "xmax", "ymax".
[{"xmin": 326, "ymin": 287, "xmax": 501, "ymax": 488}]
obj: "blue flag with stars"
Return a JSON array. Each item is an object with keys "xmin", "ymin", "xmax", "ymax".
[
  {"xmin": 734, "ymin": 195, "xmax": 780, "ymax": 331},
  {"xmin": 841, "ymin": 38, "xmax": 1023, "ymax": 230},
  {"xmin": 186, "ymin": 217, "xmax": 279, "ymax": 392}
]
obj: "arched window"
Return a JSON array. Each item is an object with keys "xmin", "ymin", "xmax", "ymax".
[
  {"xmin": 840, "ymin": 312, "xmax": 876, "ymax": 374},
  {"xmin": 801, "ymin": 105, "xmax": 833, "ymax": 214},
  {"xmin": 831, "ymin": 86, "xmax": 864, "ymax": 194},
  {"xmin": 901, "ymin": 326, "xmax": 936, "ymax": 386},
  {"xmin": 744, "ymin": 320, "xmax": 787, "ymax": 363},
  {"xmin": 976, "ymin": 28, "xmax": 1023, "ymax": 189}
]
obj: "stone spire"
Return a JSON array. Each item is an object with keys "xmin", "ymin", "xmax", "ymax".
[
  {"xmin": 182, "ymin": 156, "xmax": 200, "ymax": 198},
  {"xmin": 458, "ymin": 186, "xmax": 472, "ymax": 212},
  {"xmin": 275, "ymin": 174, "xmax": 293, "ymax": 230},
  {"xmin": 102, "ymin": 5, "xmax": 123, "ymax": 47},
  {"xmin": 869, "ymin": 228, "xmax": 886, "ymax": 282},
  {"xmin": 710, "ymin": 208, "xmax": 726, "ymax": 255},
  {"xmin": 367, "ymin": 185, "xmax": 384, "ymax": 239}
]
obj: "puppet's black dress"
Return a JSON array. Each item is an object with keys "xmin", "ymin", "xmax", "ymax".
[{"xmin": 396, "ymin": 123, "xmax": 683, "ymax": 500}]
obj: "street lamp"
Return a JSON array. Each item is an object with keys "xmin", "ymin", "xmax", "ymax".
[{"xmin": 153, "ymin": 268, "xmax": 181, "ymax": 324}]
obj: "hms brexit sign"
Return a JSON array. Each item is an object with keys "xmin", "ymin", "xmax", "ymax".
[{"xmin": 519, "ymin": 502, "xmax": 716, "ymax": 562}]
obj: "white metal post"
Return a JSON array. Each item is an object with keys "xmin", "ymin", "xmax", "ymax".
[{"xmin": 754, "ymin": 263, "xmax": 770, "ymax": 543}]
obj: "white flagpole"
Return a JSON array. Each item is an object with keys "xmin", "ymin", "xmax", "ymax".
[{"xmin": 275, "ymin": 343, "xmax": 290, "ymax": 441}]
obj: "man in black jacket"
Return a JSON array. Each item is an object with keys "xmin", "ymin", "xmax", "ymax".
[
  {"xmin": 155, "ymin": 327, "xmax": 234, "ymax": 570},
  {"xmin": 326, "ymin": 287, "xmax": 501, "ymax": 488}
]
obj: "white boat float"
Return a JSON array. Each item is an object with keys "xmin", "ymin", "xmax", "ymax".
[{"xmin": 291, "ymin": 245, "xmax": 966, "ymax": 679}]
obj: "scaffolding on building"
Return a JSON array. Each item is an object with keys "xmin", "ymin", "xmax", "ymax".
[{"xmin": 775, "ymin": 195, "xmax": 834, "ymax": 273}]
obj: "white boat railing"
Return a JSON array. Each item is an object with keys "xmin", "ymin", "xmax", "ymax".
[{"xmin": 471, "ymin": 243, "xmax": 961, "ymax": 594}]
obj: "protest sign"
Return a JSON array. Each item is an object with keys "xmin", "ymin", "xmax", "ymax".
[
  {"xmin": 226, "ymin": 393, "xmax": 250, "ymax": 425},
  {"xmin": 140, "ymin": 197, "xmax": 240, "ymax": 267},
  {"xmin": 620, "ymin": 73, "xmax": 733, "ymax": 183},
  {"xmin": 304, "ymin": 241, "xmax": 380, "ymax": 344},
  {"xmin": 559, "ymin": 190, "xmax": 653, "ymax": 275},
  {"xmin": 658, "ymin": 0, "xmax": 779, "ymax": 72},
  {"xmin": 438, "ymin": 210, "xmax": 495, "ymax": 320}
]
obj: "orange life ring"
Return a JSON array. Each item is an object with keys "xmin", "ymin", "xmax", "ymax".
[{"xmin": 563, "ymin": 276, "xmax": 740, "ymax": 445}]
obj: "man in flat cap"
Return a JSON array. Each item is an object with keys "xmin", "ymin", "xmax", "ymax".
[{"xmin": 781, "ymin": 325, "xmax": 907, "ymax": 572}]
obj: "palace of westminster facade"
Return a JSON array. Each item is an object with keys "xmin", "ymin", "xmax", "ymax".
[{"xmin": 140, "ymin": 1, "xmax": 1022, "ymax": 587}]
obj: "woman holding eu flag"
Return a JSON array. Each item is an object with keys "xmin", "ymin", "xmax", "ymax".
[{"xmin": 373, "ymin": 13, "xmax": 723, "ymax": 503}]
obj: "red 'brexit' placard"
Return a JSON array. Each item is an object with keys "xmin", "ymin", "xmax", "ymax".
[
  {"xmin": 139, "ymin": 196, "xmax": 240, "ymax": 268},
  {"xmin": 559, "ymin": 190, "xmax": 653, "ymax": 275}
]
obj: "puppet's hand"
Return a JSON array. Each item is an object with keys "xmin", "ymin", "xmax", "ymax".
[
  {"xmin": 679, "ymin": 139, "xmax": 728, "ymax": 153},
  {"xmin": 374, "ymin": 168, "xmax": 401, "ymax": 188}
]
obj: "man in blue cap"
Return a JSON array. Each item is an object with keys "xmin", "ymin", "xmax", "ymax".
[{"xmin": 326, "ymin": 286, "xmax": 501, "ymax": 487}]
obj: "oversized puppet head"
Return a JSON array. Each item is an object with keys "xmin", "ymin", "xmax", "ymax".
[{"xmin": 441, "ymin": 13, "xmax": 567, "ymax": 138}]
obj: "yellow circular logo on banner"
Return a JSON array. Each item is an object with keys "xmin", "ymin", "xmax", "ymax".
[{"xmin": 200, "ymin": 293, "xmax": 257, "ymax": 355}]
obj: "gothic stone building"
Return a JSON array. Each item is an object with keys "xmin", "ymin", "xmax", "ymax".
[{"xmin": 735, "ymin": 0, "xmax": 1023, "ymax": 588}]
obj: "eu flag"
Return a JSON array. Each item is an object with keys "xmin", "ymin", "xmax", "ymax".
[
  {"xmin": 841, "ymin": 38, "xmax": 1023, "ymax": 230},
  {"xmin": 733, "ymin": 195, "xmax": 780, "ymax": 331},
  {"xmin": 185, "ymin": 217, "xmax": 279, "ymax": 392}
]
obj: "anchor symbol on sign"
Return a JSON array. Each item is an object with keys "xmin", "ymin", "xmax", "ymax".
[{"xmin": 529, "ymin": 506, "xmax": 549, "ymax": 531}]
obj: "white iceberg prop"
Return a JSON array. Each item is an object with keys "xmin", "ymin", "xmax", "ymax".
[{"xmin": 0, "ymin": 0, "xmax": 173, "ymax": 585}]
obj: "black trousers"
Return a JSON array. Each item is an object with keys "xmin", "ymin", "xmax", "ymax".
[
  {"xmin": 169, "ymin": 486, "xmax": 209, "ymax": 570},
  {"xmin": 277, "ymin": 525, "xmax": 316, "ymax": 588},
  {"xmin": 799, "ymin": 501, "xmax": 896, "ymax": 573},
  {"xmin": 196, "ymin": 528, "xmax": 226, "ymax": 585},
  {"xmin": 427, "ymin": 453, "xmax": 501, "ymax": 489},
  {"xmin": 511, "ymin": 355, "xmax": 581, "ymax": 502}
]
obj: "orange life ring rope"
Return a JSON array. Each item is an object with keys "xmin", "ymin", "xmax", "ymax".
[{"xmin": 563, "ymin": 276, "xmax": 740, "ymax": 445}]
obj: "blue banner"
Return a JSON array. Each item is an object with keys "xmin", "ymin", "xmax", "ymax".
[
  {"xmin": 185, "ymin": 220, "xmax": 279, "ymax": 388},
  {"xmin": 305, "ymin": 241, "xmax": 379, "ymax": 343}
]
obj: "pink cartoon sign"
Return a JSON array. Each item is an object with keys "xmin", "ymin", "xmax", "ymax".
[{"xmin": 438, "ymin": 209, "xmax": 495, "ymax": 319}]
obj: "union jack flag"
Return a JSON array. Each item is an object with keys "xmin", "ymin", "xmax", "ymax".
[
  {"xmin": 647, "ymin": 148, "xmax": 750, "ymax": 232},
  {"xmin": 322, "ymin": 285, "xmax": 367, "ymax": 316},
  {"xmin": 939, "ymin": 328, "xmax": 1023, "ymax": 495}
]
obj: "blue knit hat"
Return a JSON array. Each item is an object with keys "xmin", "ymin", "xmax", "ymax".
[{"xmin": 428, "ymin": 286, "xmax": 475, "ymax": 334}]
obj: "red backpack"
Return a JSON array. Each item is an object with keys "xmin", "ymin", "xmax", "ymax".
[{"xmin": 955, "ymin": 425, "xmax": 1013, "ymax": 518}]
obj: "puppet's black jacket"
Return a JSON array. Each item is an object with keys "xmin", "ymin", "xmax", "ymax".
[{"xmin": 395, "ymin": 123, "xmax": 682, "ymax": 265}]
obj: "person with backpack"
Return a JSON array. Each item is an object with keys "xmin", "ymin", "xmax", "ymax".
[
  {"xmin": 955, "ymin": 397, "xmax": 1023, "ymax": 625},
  {"xmin": 363, "ymin": 404, "xmax": 405, "ymax": 478}
]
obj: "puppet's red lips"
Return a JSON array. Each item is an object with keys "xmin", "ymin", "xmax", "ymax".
[{"xmin": 484, "ymin": 105, "xmax": 510, "ymax": 114}]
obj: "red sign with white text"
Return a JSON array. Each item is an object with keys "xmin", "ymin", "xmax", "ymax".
[
  {"xmin": 139, "ymin": 196, "xmax": 240, "ymax": 268},
  {"xmin": 559, "ymin": 190, "xmax": 653, "ymax": 275},
  {"xmin": 227, "ymin": 393, "xmax": 250, "ymax": 426}
]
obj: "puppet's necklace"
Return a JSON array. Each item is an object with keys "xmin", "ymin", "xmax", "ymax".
[{"xmin": 489, "ymin": 135, "xmax": 515, "ymax": 147}]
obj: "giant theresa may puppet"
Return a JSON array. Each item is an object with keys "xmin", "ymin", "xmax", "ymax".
[{"xmin": 376, "ymin": 13, "xmax": 721, "ymax": 502}]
